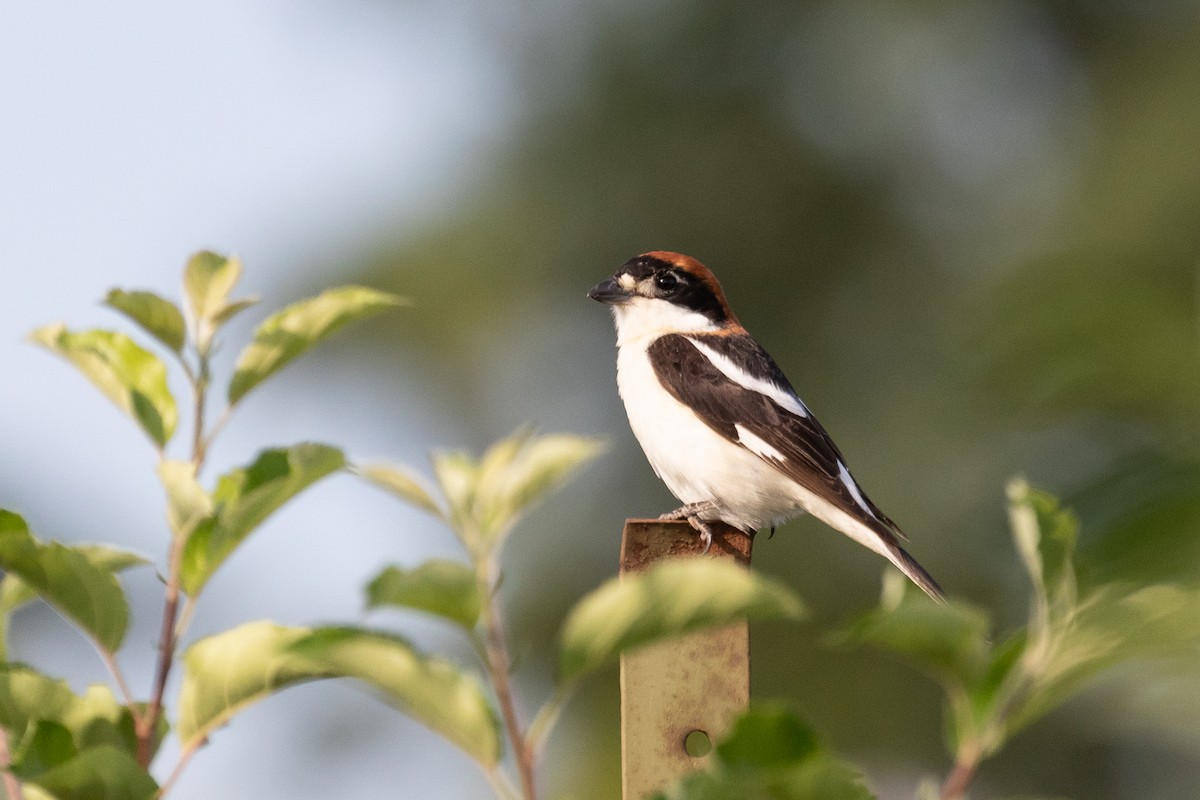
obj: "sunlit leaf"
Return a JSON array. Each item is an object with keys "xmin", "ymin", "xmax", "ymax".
[
  {"xmin": 366, "ymin": 560, "xmax": 481, "ymax": 629},
  {"xmin": 227, "ymin": 285, "xmax": 404, "ymax": 404},
  {"xmin": 183, "ymin": 251, "xmax": 241, "ymax": 326},
  {"xmin": 558, "ymin": 559, "xmax": 805, "ymax": 683},
  {"xmin": 653, "ymin": 705, "xmax": 876, "ymax": 800},
  {"xmin": 157, "ymin": 460, "xmax": 213, "ymax": 540},
  {"xmin": 176, "ymin": 622, "xmax": 334, "ymax": 746},
  {"xmin": 431, "ymin": 450, "xmax": 479, "ymax": 544},
  {"xmin": 1009, "ymin": 583, "xmax": 1200, "ymax": 735},
  {"xmin": 1008, "ymin": 478, "xmax": 1078, "ymax": 619},
  {"xmin": 25, "ymin": 746, "xmax": 157, "ymax": 800},
  {"xmin": 30, "ymin": 325, "xmax": 177, "ymax": 447},
  {"xmin": 180, "ymin": 444, "xmax": 345, "ymax": 596},
  {"xmin": 177, "ymin": 622, "xmax": 501, "ymax": 767},
  {"xmin": 357, "ymin": 462, "xmax": 443, "ymax": 518},
  {"xmin": 209, "ymin": 296, "xmax": 260, "ymax": 327},
  {"xmin": 290, "ymin": 626, "xmax": 501, "ymax": 766},
  {"xmin": 0, "ymin": 512, "xmax": 132, "ymax": 652},
  {"xmin": 474, "ymin": 432, "xmax": 604, "ymax": 542},
  {"xmin": 103, "ymin": 289, "xmax": 186, "ymax": 353}
]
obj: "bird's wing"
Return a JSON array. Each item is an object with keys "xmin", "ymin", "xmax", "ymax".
[{"xmin": 646, "ymin": 332, "xmax": 906, "ymax": 543}]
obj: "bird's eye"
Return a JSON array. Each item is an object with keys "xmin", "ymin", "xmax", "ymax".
[{"xmin": 654, "ymin": 272, "xmax": 680, "ymax": 292}]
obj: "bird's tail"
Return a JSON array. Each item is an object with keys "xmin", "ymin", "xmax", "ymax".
[{"xmin": 884, "ymin": 543, "xmax": 946, "ymax": 604}]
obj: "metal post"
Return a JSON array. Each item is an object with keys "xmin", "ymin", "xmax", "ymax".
[{"xmin": 619, "ymin": 519, "xmax": 753, "ymax": 799}]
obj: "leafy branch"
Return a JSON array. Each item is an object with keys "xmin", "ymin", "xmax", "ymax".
[
  {"xmin": 836, "ymin": 478, "xmax": 1200, "ymax": 800},
  {"xmin": 1, "ymin": 251, "xmax": 402, "ymax": 798}
]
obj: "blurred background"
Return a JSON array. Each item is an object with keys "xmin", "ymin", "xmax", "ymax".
[{"xmin": 2, "ymin": 1, "xmax": 1199, "ymax": 798}]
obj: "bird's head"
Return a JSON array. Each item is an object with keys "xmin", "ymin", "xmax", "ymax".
[{"xmin": 588, "ymin": 251, "xmax": 739, "ymax": 343}]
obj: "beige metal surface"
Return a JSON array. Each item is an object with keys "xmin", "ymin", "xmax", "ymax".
[{"xmin": 619, "ymin": 519, "xmax": 753, "ymax": 799}]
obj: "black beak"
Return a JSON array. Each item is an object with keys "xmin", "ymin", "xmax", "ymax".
[{"xmin": 587, "ymin": 276, "xmax": 631, "ymax": 305}]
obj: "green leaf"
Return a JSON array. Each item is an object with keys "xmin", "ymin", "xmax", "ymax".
[
  {"xmin": 184, "ymin": 251, "xmax": 241, "ymax": 325},
  {"xmin": 26, "ymin": 746, "xmax": 158, "ymax": 800},
  {"xmin": 290, "ymin": 627, "xmax": 501, "ymax": 766},
  {"xmin": 558, "ymin": 559, "xmax": 805, "ymax": 684},
  {"xmin": 474, "ymin": 432, "xmax": 604, "ymax": 542},
  {"xmin": 431, "ymin": 451, "xmax": 480, "ymax": 545},
  {"xmin": 209, "ymin": 296, "xmax": 260, "ymax": 327},
  {"xmin": 1009, "ymin": 582, "xmax": 1200, "ymax": 735},
  {"xmin": 0, "ymin": 541, "xmax": 147, "ymax": 662},
  {"xmin": 366, "ymin": 560, "xmax": 481, "ymax": 629},
  {"xmin": 0, "ymin": 668, "xmax": 147, "ymax": 765},
  {"xmin": 10, "ymin": 720, "xmax": 76, "ymax": 778},
  {"xmin": 357, "ymin": 462, "xmax": 444, "ymax": 518},
  {"xmin": 715, "ymin": 705, "xmax": 821, "ymax": 768},
  {"xmin": 176, "ymin": 622, "xmax": 335, "ymax": 745},
  {"xmin": 30, "ymin": 325, "xmax": 177, "ymax": 447},
  {"xmin": 653, "ymin": 705, "xmax": 876, "ymax": 800},
  {"xmin": 180, "ymin": 443, "xmax": 345, "ymax": 596},
  {"xmin": 103, "ymin": 289, "xmax": 186, "ymax": 353},
  {"xmin": 1008, "ymin": 478, "xmax": 1078, "ymax": 618},
  {"xmin": 428, "ymin": 431, "xmax": 604, "ymax": 552},
  {"xmin": 0, "ymin": 512, "xmax": 132, "ymax": 652},
  {"xmin": 832, "ymin": 571, "xmax": 993, "ymax": 687},
  {"xmin": 227, "ymin": 285, "xmax": 404, "ymax": 404},
  {"xmin": 177, "ymin": 623, "xmax": 501, "ymax": 767},
  {"xmin": 157, "ymin": 460, "xmax": 213, "ymax": 540}
]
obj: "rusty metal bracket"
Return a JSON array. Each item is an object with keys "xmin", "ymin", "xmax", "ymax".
[{"xmin": 619, "ymin": 518, "xmax": 753, "ymax": 799}]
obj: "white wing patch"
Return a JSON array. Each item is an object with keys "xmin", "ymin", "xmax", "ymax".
[
  {"xmin": 837, "ymin": 461, "xmax": 877, "ymax": 521},
  {"xmin": 686, "ymin": 338, "xmax": 809, "ymax": 417},
  {"xmin": 734, "ymin": 424, "xmax": 787, "ymax": 462}
]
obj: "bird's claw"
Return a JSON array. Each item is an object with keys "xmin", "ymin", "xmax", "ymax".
[
  {"xmin": 660, "ymin": 503, "xmax": 718, "ymax": 554},
  {"xmin": 689, "ymin": 517, "xmax": 715, "ymax": 554}
]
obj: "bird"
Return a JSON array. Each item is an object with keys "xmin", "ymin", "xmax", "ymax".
[{"xmin": 588, "ymin": 250, "xmax": 945, "ymax": 603}]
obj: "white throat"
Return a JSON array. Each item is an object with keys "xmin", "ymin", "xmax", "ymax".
[{"xmin": 612, "ymin": 297, "xmax": 719, "ymax": 346}]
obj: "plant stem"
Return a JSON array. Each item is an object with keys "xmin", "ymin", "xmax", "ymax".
[
  {"xmin": 99, "ymin": 646, "xmax": 140, "ymax": 713},
  {"xmin": 482, "ymin": 766, "xmax": 522, "ymax": 800},
  {"xmin": 139, "ymin": 349, "xmax": 209, "ymax": 769},
  {"xmin": 154, "ymin": 740, "xmax": 200, "ymax": 799},
  {"xmin": 137, "ymin": 536, "xmax": 184, "ymax": 768},
  {"xmin": 478, "ymin": 561, "xmax": 538, "ymax": 800},
  {"xmin": 0, "ymin": 729, "xmax": 26, "ymax": 800},
  {"xmin": 940, "ymin": 748, "xmax": 981, "ymax": 800}
]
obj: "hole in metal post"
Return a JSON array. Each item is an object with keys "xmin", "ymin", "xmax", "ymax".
[{"xmin": 683, "ymin": 729, "xmax": 712, "ymax": 758}]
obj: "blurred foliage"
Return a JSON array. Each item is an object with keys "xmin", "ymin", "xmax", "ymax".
[
  {"xmin": 653, "ymin": 705, "xmax": 876, "ymax": 800},
  {"xmin": 837, "ymin": 479, "xmax": 1200, "ymax": 797},
  {"xmin": 324, "ymin": 1, "xmax": 1200, "ymax": 797}
]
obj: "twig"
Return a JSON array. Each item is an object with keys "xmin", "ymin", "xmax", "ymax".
[
  {"xmin": 482, "ymin": 766, "xmax": 522, "ymax": 800},
  {"xmin": 139, "ymin": 348, "xmax": 211, "ymax": 768},
  {"xmin": 98, "ymin": 645, "xmax": 141, "ymax": 718},
  {"xmin": 137, "ymin": 534, "xmax": 184, "ymax": 767},
  {"xmin": 478, "ymin": 562, "xmax": 538, "ymax": 800},
  {"xmin": 0, "ymin": 729, "xmax": 26, "ymax": 800},
  {"xmin": 154, "ymin": 740, "xmax": 201, "ymax": 799},
  {"xmin": 940, "ymin": 748, "xmax": 981, "ymax": 800}
]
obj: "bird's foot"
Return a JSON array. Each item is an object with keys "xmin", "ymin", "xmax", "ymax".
[
  {"xmin": 660, "ymin": 502, "xmax": 719, "ymax": 554},
  {"xmin": 687, "ymin": 516, "xmax": 716, "ymax": 554},
  {"xmin": 659, "ymin": 501, "xmax": 717, "ymax": 521}
]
